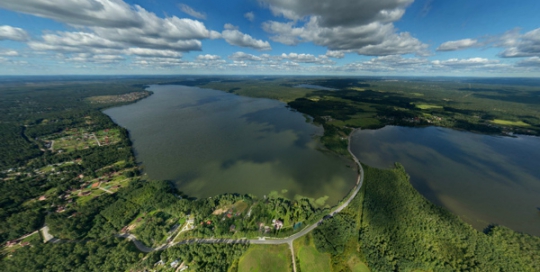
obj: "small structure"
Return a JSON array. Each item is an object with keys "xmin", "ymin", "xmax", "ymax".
[
  {"xmin": 230, "ymin": 224, "xmax": 236, "ymax": 232},
  {"xmin": 38, "ymin": 195, "xmax": 47, "ymax": 201},
  {"xmin": 272, "ymin": 219, "xmax": 284, "ymax": 230},
  {"xmin": 170, "ymin": 260, "xmax": 180, "ymax": 268},
  {"xmin": 6, "ymin": 240, "xmax": 19, "ymax": 247}
]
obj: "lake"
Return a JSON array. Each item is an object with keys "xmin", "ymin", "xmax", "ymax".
[
  {"xmin": 350, "ymin": 126, "xmax": 540, "ymax": 236},
  {"xmin": 104, "ymin": 85, "xmax": 356, "ymax": 206}
]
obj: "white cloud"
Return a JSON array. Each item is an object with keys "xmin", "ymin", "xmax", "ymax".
[
  {"xmin": 178, "ymin": 3, "xmax": 207, "ymax": 20},
  {"xmin": 431, "ymin": 57, "xmax": 499, "ymax": 67},
  {"xmin": 65, "ymin": 53, "xmax": 125, "ymax": 63},
  {"xmin": 222, "ymin": 25, "xmax": 272, "ymax": 50},
  {"xmin": 244, "ymin": 12, "xmax": 255, "ymax": 22},
  {"xmin": 0, "ymin": 49, "xmax": 19, "ymax": 56},
  {"xmin": 499, "ymin": 28, "xmax": 540, "ymax": 58},
  {"xmin": 229, "ymin": 52, "xmax": 264, "ymax": 61},
  {"xmin": 0, "ymin": 25, "xmax": 29, "ymax": 41},
  {"xmin": 197, "ymin": 54, "xmax": 221, "ymax": 60},
  {"xmin": 344, "ymin": 55, "xmax": 428, "ymax": 72},
  {"xmin": 1, "ymin": 0, "xmax": 217, "ymax": 54},
  {"xmin": 0, "ymin": 0, "xmax": 142, "ymax": 28},
  {"xmin": 326, "ymin": 50, "xmax": 345, "ymax": 58},
  {"xmin": 281, "ymin": 53, "xmax": 334, "ymax": 64},
  {"xmin": 437, "ymin": 38, "xmax": 478, "ymax": 51},
  {"xmin": 261, "ymin": 2, "xmax": 427, "ymax": 56},
  {"xmin": 126, "ymin": 48, "xmax": 182, "ymax": 58}
]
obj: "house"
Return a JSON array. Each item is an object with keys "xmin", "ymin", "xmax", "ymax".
[
  {"xmin": 272, "ymin": 219, "xmax": 284, "ymax": 230},
  {"xmin": 170, "ymin": 259, "xmax": 180, "ymax": 268},
  {"xmin": 6, "ymin": 240, "xmax": 19, "ymax": 247},
  {"xmin": 38, "ymin": 195, "xmax": 47, "ymax": 201}
]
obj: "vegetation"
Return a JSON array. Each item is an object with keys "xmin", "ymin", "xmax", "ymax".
[
  {"xmin": 2, "ymin": 76, "xmax": 540, "ymax": 271},
  {"xmin": 238, "ymin": 244, "xmax": 292, "ymax": 272},
  {"xmin": 1, "ymin": 238, "xmax": 142, "ymax": 272},
  {"xmin": 311, "ymin": 163, "xmax": 540, "ymax": 272},
  {"xmin": 294, "ymin": 234, "xmax": 332, "ymax": 272}
]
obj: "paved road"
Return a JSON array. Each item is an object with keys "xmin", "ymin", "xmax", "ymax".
[{"xmin": 123, "ymin": 130, "xmax": 364, "ymax": 253}]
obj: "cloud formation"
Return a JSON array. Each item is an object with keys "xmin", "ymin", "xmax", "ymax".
[
  {"xmin": 0, "ymin": 25, "xmax": 29, "ymax": 41},
  {"xmin": 222, "ymin": 25, "xmax": 271, "ymax": 50},
  {"xmin": 244, "ymin": 12, "xmax": 255, "ymax": 22},
  {"xmin": 260, "ymin": 0, "xmax": 427, "ymax": 56},
  {"xmin": 499, "ymin": 28, "xmax": 540, "ymax": 58},
  {"xmin": 437, "ymin": 39, "xmax": 478, "ymax": 51},
  {"xmin": 1, "ymin": 0, "xmax": 218, "ymax": 54},
  {"xmin": 178, "ymin": 3, "xmax": 207, "ymax": 20}
]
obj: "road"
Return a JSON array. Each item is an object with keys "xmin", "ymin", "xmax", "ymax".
[{"xmin": 122, "ymin": 130, "xmax": 364, "ymax": 254}]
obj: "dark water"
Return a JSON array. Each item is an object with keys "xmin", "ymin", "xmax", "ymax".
[
  {"xmin": 104, "ymin": 85, "xmax": 356, "ymax": 206},
  {"xmin": 351, "ymin": 126, "xmax": 540, "ymax": 236}
]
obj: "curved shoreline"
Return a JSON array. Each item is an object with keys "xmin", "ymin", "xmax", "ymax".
[{"xmin": 123, "ymin": 129, "xmax": 364, "ymax": 252}]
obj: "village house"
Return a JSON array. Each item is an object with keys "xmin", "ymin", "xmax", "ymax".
[{"xmin": 272, "ymin": 219, "xmax": 284, "ymax": 230}]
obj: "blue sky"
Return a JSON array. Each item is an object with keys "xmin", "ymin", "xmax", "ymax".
[{"xmin": 0, "ymin": 0, "xmax": 539, "ymax": 76}]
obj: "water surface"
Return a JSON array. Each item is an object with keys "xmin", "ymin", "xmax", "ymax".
[
  {"xmin": 104, "ymin": 85, "xmax": 356, "ymax": 206},
  {"xmin": 351, "ymin": 126, "xmax": 540, "ymax": 236}
]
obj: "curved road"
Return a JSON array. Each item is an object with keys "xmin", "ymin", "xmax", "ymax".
[{"xmin": 124, "ymin": 130, "xmax": 364, "ymax": 252}]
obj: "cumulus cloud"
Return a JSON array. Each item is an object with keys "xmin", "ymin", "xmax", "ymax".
[
  {"xmin": 0, "ymin": 49, "xmax": 19, "ymax": 56},
  {"xmin": 431, "ymin": 57, "xmax": 499, "ymax": 67},
  {"xmin": 281, "ymin": 53, "xmax": 334, "ymax": 64},
  {"xmin": 0, "ymin": 0, "xmax": 143, "ymax": 28},
  {"xmin": 178, "ymin": 3, "xmax": 207, "ymax": 20},
  {"xmin": 65, "ymin": 53, "xmax": 125, "ymax": 63},
  {"xmin": 326, "ymin": 50, "xmax": 345, "ymax": 58},
  {"xmin": 344, "ymin": 55, "xmax": 428, "ymax": 72},
  {"xmin": 261, "ymin": 0, "xmax": 413, "ymax": 27},
  {"xmin": 229, "ymin": 51, "xmax": 264, "ymax": 61},
  {"xmin": 126, "ymin": 48, "xmax": 182, "ymax": 58},
  {"xmin": 260, "ymin": 0, "xmax": 427, "ymax": 56},
  {"xmin": 1, "ymin": 0, "xmax": 218, "ymax": 54},
  {"xmin": 244, "ymin": 12, "xmax": 255, "ymax": 22},
  {"xmin": 0, "ymin": 25, "xmax": 29, "ymax": 41},
  {"xmin": 222, "ymin": 25, "xmax": 272, "ymax": 50},
  {"xmin": 437, "ymin": 38, "xmax": 478, "ymax": 51},
  {"xmin": 197, "ymin": 54, "xmax": 221, "ymax": 60},
  {"xmin": 499, "ymin": 28, "xmax": 540, "ymax": 58}
]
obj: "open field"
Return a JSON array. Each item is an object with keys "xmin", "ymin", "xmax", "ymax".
[
  {"xmin": 238, "ymin": 244, "xmax": 292, "ymax": 272},
  {"xmin": 294, "ymin": 234, "xmax": 332, "ymax": 272},
  {"xmin": 491, "ymin": 119, "xmax": 530, "ymax": 127}
]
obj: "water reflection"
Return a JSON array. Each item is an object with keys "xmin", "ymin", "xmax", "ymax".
[
  {"xmin": 104, "ymin": 85, "xmax": 356, "ymax": 206},
  {"xmin": 351, "ymin": 126, "xmax": 540, "ymax": 236}
]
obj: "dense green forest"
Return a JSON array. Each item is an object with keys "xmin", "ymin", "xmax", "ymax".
[{"xmin": 310, "ymin": 164, "xmax": 540, "ymax": 272}]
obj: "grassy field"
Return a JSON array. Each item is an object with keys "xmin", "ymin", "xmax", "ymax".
[
  {"xmin": 415, "ymin": 104, "xmax": 443, "ymax": 110},
  {"xmin": 491, "ymin": 119, "xmax": 530, "ymax": 127},
  {"xmin": 238, "ymin": 244, "xmax": 292, "ymax": 272},
  {"xmin": 294, "ymin": 234, "xmax": 332, "ymax": 272}
]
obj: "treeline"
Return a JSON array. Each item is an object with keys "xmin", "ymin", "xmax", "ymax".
[
  {"xmin": 0, "ymin": 124, "xmax": 41, "ymax": 169},
  {"xmin": 1, "ymin": 238, "xmax": 141, "ymax": 271},
  {"xmin": 357, "ymin": 164, "xmax": 540, "ymax": 271}
]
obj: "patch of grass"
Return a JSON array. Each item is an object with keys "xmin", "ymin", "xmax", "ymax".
[
  {"xmin": 347, "ymin": 255, "xmax": 370, "ymax": 272},
  {"xmin": 415, "ymin": 104, "xmax": 443, "ymax": 110},
  {"xmin": 238, "ymin": 244, "xmax": 292, "ymax": 272},
  {"xmin": 491, "ymin": 119, "xmax": 530, "ymax": 127},
  {"xmin": 294, "ymin": 234, "xmax": 332, "ymax": 272}
]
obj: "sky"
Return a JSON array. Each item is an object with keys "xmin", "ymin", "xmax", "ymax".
[{"xmin": 0, "ymin": 0, "xmax": 539, "ymax": 76}]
